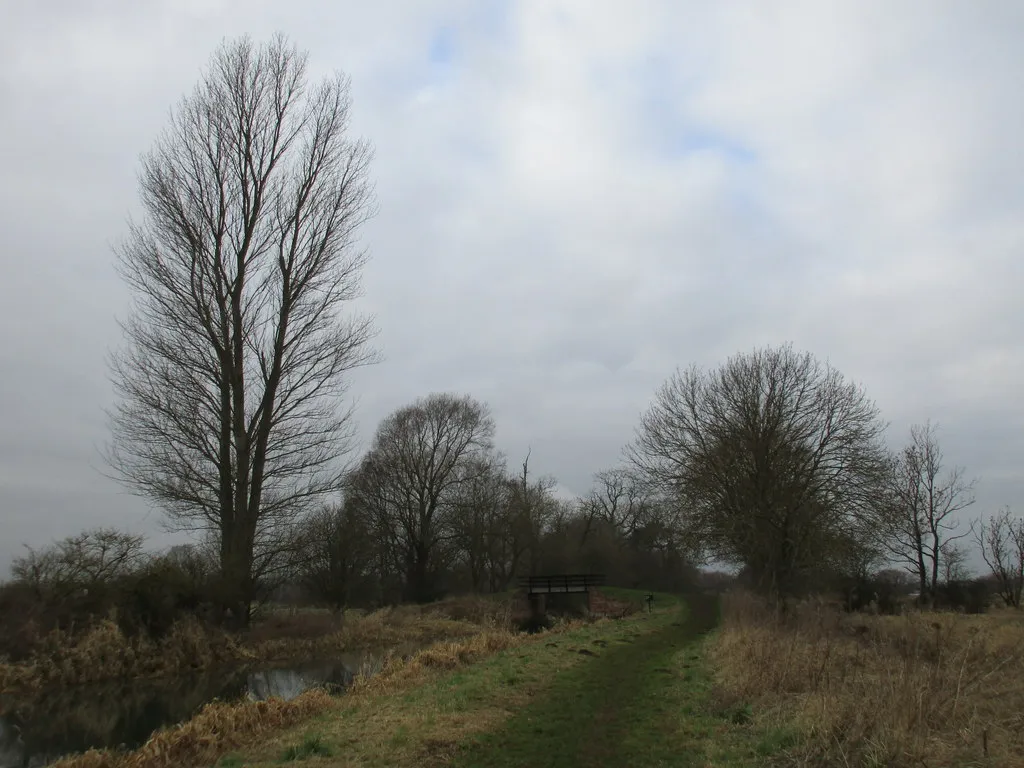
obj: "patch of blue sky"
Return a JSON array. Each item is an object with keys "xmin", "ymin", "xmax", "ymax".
[
  {"xmin": 671, "ymin": 130, "xmax": 756, "ymax": 164},
  {"xmin": 622, "ymin": 54, "xmax": 757, "ymax": 166},
  {"xmin": 428, "ymin": 26, "xmax": 457, "ymax": 66},
  {"xmin": 472, "ymin": 0, "xmax": 512, "ymax": 44},
  {"xmin": 426, "ymin": 0, "xmax": 511, "ymax": 70}
]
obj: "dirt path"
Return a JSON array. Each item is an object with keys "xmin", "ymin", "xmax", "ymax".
[{"xmin": 451, "ymin": 593, "xmax": 721, "ymax": 768}]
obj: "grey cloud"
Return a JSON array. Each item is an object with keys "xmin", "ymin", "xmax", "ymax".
[{"xmin": 1, "ymin": 1, "xmax": 1022, "ymax": 574}]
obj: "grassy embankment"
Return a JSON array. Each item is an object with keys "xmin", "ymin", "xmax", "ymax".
[
  {"xmin": 0, "ymin": 596, "xmax": 515, "ymax": 692},
  {"xmin": 710, "ymin": 590, "xmax": 1024, "ymax": 766},
  {"xmin": 52, "ymin": 589, "xmax": 788, "ymax": 768}
]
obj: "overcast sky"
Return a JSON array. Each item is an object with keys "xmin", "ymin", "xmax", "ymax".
[{"xmin": 1, "ymin": 1, "xmax": 1023, "ymax": 572}]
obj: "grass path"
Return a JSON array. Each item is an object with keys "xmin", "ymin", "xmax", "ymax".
[
  {"xmin": 449, "ymin": 593, "xmax": 734, "ymax": 767},
  {"xmin": 225, "ymin": 593, "xmax": 774, "ymax": 768}
]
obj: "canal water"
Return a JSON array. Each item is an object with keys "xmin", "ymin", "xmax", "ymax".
[{"xmin": 0, "ymin": 647, "xmax": 407, "ymax": 768}]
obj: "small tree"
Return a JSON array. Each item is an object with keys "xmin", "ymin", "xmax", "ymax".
[
  {"xmin": 882, "ymin": 422, "xmax": 976, "ymax": 607},
  {"xmin": 975, "ymin": 507, "xmax": 1024, "ymax": 607},
  {"xmin": 628, "ymin": 345, "xmax": 891, "ymax": 603},
  {"xmin": 292, "ymin": 500, "xmax": 374, "ymax": 613},
  {"xmin": 940, "ymin": 541, "xmax": 972, "ymax": 584},
  {"xmin": 106, "ymin": 35, "xmax": 378, "ymax": 627}
]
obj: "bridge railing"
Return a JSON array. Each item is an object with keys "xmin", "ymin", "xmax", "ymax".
[{"xmin": 516, "ymin": 574, "xmax": 606, "ymax": 594}]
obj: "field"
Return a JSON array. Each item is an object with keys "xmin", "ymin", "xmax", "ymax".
[{"xmin": 709, "ymin": 591, "xmax": 1024, "ymax": 766}]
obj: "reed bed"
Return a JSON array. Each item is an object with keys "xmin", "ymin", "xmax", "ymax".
[{"xmin": 0, "ymin": 595, "xmax": 516, "ymax": 692}]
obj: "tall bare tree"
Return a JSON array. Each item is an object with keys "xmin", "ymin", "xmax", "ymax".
[
  {"xmin": 975, "ymin": 507, "xmax": 1024, "ymax": 607},
  {"xmin": 882, "ymin": 422, "xmax": 976, "ymax": 606},
  {"xmin": 627, "ymin": 345, "xmax": 891, "ymax": 602},
  {"xmin": 348, "ymin": 393, "xmax": 495, "ymax": 603},
  {"xmin": 106, "ymin": 35, "xmax": 378, "ymax": 626}
]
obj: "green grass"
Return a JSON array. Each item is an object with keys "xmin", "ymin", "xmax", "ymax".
[
  {"xmin": 449, "ymin": 592, "xmax": 768, "ymax": 767},
  {"xmin": 232, "ymin": 589, "xmax": 782, "ymax": 768},
  {"xmin": 279, "ymin": 734, "xmax": 333, "ymax": 762}
]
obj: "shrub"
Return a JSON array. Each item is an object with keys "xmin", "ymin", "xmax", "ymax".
[
  {"xmin": 933, "ymin": 578, "xmax": 995, "ymax": 614},
  {"xmin": 115, "ymin": 558, "xmax": 212, "ymax": 639}
]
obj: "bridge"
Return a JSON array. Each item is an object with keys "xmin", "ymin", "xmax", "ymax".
[
  {"xmin": 517, "ymin": 574, "xmax": 607, "ymax": 595},
  {"xmin": 517, "ymin": 574, "xmax": 607, "ymax": 620}
]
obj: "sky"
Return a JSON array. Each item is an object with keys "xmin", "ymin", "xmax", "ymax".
[{"xmin": 1, "ymin": 1, "xmax": 1023, "ymax": 573}]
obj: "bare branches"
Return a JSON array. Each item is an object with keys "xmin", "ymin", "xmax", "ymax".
[
  {"xmin": 11, "ymin": 529, "xmax": 146, "ymax": 598},
  {"xmin": 347, "ymin": 393, "xmax": 496, "ymax": 603},
  {"xmin": 975, "ymin": 507, "xmax": 1024, "ymax": 607},
  {"xmin": 881, "ymin": 421, "xmax": 976, "ymax": 604},
  {"xmin": 579, "ymin": 468, "xmax": 655, "ymax": 539},
  {"xmin": 106, "ymin": 35, "xmax": 377, "ymax": 624},
  {"xmin": 627, "ymin": 344, "xmax": 891, "ymax": 600},
  {"xmin": 290, "ymin": 501, "xmax": 375, "ymax": 612}
]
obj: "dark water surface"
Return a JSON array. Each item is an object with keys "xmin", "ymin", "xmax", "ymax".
[{"xmin": 0, "ymin": 648, "xmax": 405, "ymax": 768}]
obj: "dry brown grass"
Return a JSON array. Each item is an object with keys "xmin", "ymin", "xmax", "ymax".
[
  {"xmin": 709, "ymin": 590, "xmax": 1024, "ymax": 767},
  {"xmin": 0, "ymin": 595, "xmax": 516, "ymax": 693},
  {"xmin": 250, "ymin": 599, "xmax": 510, "ymax": 662},
  {"xmin": 47, "ymin": 688, "xmax": 335, "ymax": 768},
  {"xmin": 48, "ymin": 620, "xmax": 568, "ymax": 768},
  {"xmin": 0, "ymin": 618, "xmax": 250, "ymax": 692},
  {"xmin": 347, "ymin": 628, "xmax": 524, "ymax": 695}
]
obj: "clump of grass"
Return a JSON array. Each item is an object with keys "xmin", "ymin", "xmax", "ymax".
[
  {"xmin": 0, "ymin": 617, "xmax": 253, "ymax": 692},
  {"xmin": 159, "ymin": 617, "xmax": 253, "ymax": 671},
  {"xmin": 348, "ymin": 629, "xmax": 524, "ymax": 694},
  {"xmin": 278, "ymin": 733, "xmax": 332, "ymax": 762},
  {"xmin": 422, "ymin": 594, "xmax": 515, "ymax": 629},
  {"xmin": 49, "ymin": 688, "xmax": 336, "ymax": 768},
  {"xmin": 709, "ymin": 590, "xmax": 1024, "ymax": 766},
  {"xmin": 248, "ymin": 601, "xmax": 510, "ymax": 664}
]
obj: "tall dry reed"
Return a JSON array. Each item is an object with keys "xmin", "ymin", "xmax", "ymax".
[
  {"xmin": 47, "ymin": 688, "xmax": 335, "ymax": 768},
  {"xmin": 0, "ymin": 618, "xmax": 249, "ymax": 692},
  {"xmin": 710, "ymin": 590, "xmax": 1024, "ymax": 766}
]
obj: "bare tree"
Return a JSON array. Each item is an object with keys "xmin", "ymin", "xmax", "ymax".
[
  {"xmin": 940, "ymin": 541, "xmax": 972, "ymax": 583},
  {"xmin": 448, "ymin": 452, "xmax": 512, "ymax": 592},
  {"xmin": 579, "ymin": 467, "xmax": 656, "ymax": 542},
  {"xmin": 505, "ymin": 451, "xmax": 559, "ymax": 581},
  {"xmin": 975, "ymin": 507, "xmax": 1024, "ymax": 607},
  {"xmin": 12, "ymin": 528, "xmax": 146, "ymax": 598},
  {"xmin": 348, "ymin": 393, "xmax": 495, "ymax": 603},
  {"xmin": 106, "ymin": 35, "xmax": 378, "ymax": 626},
  {"xmin": 292, "ymin": 499, "xmax": 374, "ymax": 613},
  {"xmin": 627, "ymin": 345, "xmax": 891, "ymax": 602},
  {"xmin": 882, "ymin": 422, "xmax": 976, "ymax": 606}
]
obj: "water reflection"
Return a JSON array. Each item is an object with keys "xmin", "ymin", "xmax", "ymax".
[{"xmin": 0, "ymin": 650, "xmax": 393, "ymax": 768}]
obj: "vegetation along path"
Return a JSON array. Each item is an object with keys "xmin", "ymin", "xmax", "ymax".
[
  {"xmin": 227, "ymin": 591, "xmax": 777, "ymax": 768},
  {"xmin": 452, "ymin": 591, "xmax": 733, "ymax": 768}
]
